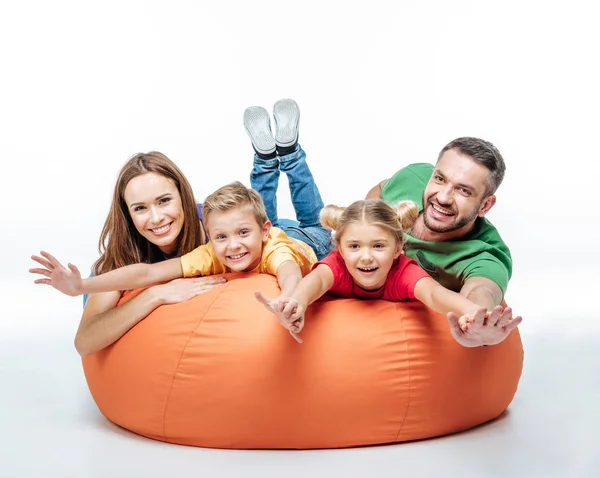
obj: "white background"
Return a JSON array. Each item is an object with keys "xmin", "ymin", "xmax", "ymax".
[{"xmin": 1, "ymin": 0, "xmax": 598, "ymax": 336}]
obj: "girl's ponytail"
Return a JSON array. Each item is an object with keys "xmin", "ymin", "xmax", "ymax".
[
  {"xmin": 320, "ymin": 205, "xmax": 346, "ymax": 231},
  {"xmin": 392, "ymin": 200, "xmax": 419, "ymax": 230}
]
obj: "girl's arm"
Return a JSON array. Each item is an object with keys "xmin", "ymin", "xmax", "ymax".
[
  {"xmin": 30, "ymin": 251, "xmax": 183, "ymax": 296},
  {"xmin": 413, "ymin": 276, "xmax": 483, "ymax": 318},
  {"xmin": 254, "ymin": 264, "xmax": 334, "ymax": 341},
  {"xmin": 286, "ymin": 264, "xmax": 335, "ymax": 316},
  {"xmin": 75, "ymin": 276, "xmax": 226, "ymax": 356}
]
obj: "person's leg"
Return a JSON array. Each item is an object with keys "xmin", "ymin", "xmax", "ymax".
[
  {"xmin": 273, "ymin": 99, "xmax": 324, "ymax": 228},
  {"xmin": 250, "ymin": 155, "xmax": 280, "ymax": 227},
  {"xmin": 245, "ymin": 106, "xmax": 280, "ymax": 227},
  {"xmin": 281, "ymin": 223, "xmax": 333, "ymax": 261},
  {"xmin": 278, "ymin": 145, "xmax": 324, "ymax": 228},
  {"xmin": 273, "ymin": 99, "xmax": 333, "ymax": 259}
]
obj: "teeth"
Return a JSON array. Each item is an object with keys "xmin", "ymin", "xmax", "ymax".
[
  {"xmin": 359, "ymin": 267, "xmax": 377, "ymax": 271},
  {"xmin": 229, "ymin": 253, "xmax": 246, "ymax": 260},
  {"xmin": 432, "ymin": 203, "xmax": 453, "ymax": 216},
  {"xmin": 151, "ymin": 224, "xmax": 171, "ymax": 233}
]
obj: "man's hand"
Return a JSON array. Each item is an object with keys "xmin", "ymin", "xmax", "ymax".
[
  {"xmin": 254, "ymin": 290, "xmax": 305, "ymax": 343},
  {"xmin": 30, "ymin": 251, "xmax": 84, "ymax": 296},
  {"xmin": 447, "ymin": 305, "xmax": 522, "ymax": 347}
]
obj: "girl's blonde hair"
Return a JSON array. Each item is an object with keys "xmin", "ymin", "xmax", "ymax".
[
  {"xmin": 320, "ymin": 199, "xmax": 418, "ymax": 248},
  {"xmin": 93, "ymin": 151, "xmax": 206, "ymax": 275},
  {"xmin": 202, "ymin": 181, "xmax": 268, "ymax": 234}
]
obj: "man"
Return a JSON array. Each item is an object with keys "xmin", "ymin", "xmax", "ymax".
[{"xmin": 367, "ymin": 137, "xmax": 521, "ymax": 345}]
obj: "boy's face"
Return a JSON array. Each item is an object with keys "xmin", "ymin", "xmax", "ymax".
[{"xmin": 206, "ymin": 207, "xmax": 271, "ymax": 272}]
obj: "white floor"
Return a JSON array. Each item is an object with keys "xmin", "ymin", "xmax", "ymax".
[{"xmin": 2, "ymin": 280, "xmax": 599, "ymax": 478}]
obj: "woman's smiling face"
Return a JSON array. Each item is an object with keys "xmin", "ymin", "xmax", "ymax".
[{"xmin": 123, "ymin": 172, "xmax": 185, "ymax": 255}]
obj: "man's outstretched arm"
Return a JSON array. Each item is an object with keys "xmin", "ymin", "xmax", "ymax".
[
  {"xmin": 460, "ymin": 276, "xmax": 503, "ymax": 310},
  {"xmin": 365, "ymin": 179, "xmax": 388, "ymax": 199}
]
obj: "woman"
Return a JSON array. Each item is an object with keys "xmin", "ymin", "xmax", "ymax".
[{"xmin": 74, "ymin": 151, "xmax": 225, "ymax": 356}]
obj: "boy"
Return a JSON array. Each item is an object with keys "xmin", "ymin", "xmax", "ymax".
[{"xmin": 31, "ymin": 182, "xmax": 317, "ymax": 341}]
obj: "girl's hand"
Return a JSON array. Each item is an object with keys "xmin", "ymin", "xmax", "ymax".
[
  {"xmin": 30, "ymin": 251, "xmax": 83, "ymax": 296},
  {"xmin": 254, "ymin": 291, "xmax": 304, "ymax": 343},
  {"xmin": 155, "ymin": 276, "xmax": 226, "ymax": 305},
  {"xmin": 447, "ymin": 305, "xmax": 523, "ymax": 347}
]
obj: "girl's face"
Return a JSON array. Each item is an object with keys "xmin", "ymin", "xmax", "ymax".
[
  {"xmin": 123, "ymin": 172, "xmax": 185, "ymax": 255},
  {"xmin": 338, "ymin": 221, "xmax": 402, "ymax": 291}
]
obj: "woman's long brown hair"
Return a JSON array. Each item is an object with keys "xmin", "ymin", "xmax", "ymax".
[{"xmin": 93, "ymin": 152, "xmax": 206, "ymax": 275}]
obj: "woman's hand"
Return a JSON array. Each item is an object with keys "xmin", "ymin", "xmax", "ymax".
[
  {"xmin": 447, "ymin": 305, "xmax": 523, "ymax": 347},
  {"xmin": 30, "ymin": 251, "xmax": 83, "ymax": 296},
  {"xmin": 154, "ymin": 276, "xmax": 226, "ymax": 305},
  {"xmin": 254, "ymin": 291, "xmax": 305, "ymax": 343}
]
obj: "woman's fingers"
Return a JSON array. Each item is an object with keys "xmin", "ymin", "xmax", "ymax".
[
  {"xmin": 33, "ymin": 279, "xmax": 51, "ymax": 285},
  {"xmin": 40, "ymin": 251, "xmax": 62, "ymax": 268},
  {"xmin": 196, "ymin": 281, "xmax": 224, "ymax": 291},
  {"xmin": 31, "ymin": 255, "xmax": 54, "ymax": 270},
  {"xmin": 29, "ymin": 268, "xmax": 51, "ymax": 278},
  {"xmin": 194, "ymin": 276, "xmax": 226, "ymax": 285}
]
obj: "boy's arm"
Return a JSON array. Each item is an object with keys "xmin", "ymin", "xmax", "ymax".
[
  {"xmin": 81, "ymin": 258, "xmax": 183, "ymax": 294},
  {"xmin": 30, "ymin": 250, "xmax": 183, "ymax": 296},
  {"xmin": 275, "ymin": 260, "xmax": 303, "ymax": 297},
  {"xmin": 255, "ymin": 264, "xmax": 334, "ymax": 323}
]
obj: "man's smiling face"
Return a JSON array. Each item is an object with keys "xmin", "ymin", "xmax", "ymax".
[{"xmin": 421, "ymin": 148, "xmax": 496, "ymax": 237}]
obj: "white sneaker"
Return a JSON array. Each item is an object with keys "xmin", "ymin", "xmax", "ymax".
[
  {"xmin": 243, "ymin": 106, "xmax": 276, "ymax": 156},
  {"xmin": 273, "ymin": 99, "xmax": 300, "ymax": 149}
]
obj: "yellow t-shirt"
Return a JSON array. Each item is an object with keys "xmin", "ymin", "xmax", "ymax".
[{"xmin": 180, "ymin": 227, "xmax": 317, "ymax": 278}]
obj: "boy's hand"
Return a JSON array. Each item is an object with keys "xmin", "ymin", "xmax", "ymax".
[
  {"xmin": 30, "ymin": 251, "xmax": 84, "ymax": 296},
  {"xmin": 447, "ymin": 305, "xmax": 523, "ymax": 347},
  {"xmin": 254, "ymin": 290, "xmax": 304, "ymax": 343}
]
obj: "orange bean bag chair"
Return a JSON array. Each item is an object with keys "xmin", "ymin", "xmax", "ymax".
[{"xmin": 82, "ymin": 273, "xmax": 524, "ymax": 449}]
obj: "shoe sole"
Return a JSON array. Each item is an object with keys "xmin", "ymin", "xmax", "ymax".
[
  {"xmin": 243, "ymin": 106, "xmax": 276, "ymax": 155},
  {"xmin": 273, "ymin": 99, "xmax": 300, "ymax": 148}
]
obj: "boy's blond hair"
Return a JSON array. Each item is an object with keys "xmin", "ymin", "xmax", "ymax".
[{"xmin": 202, "ymin": 181, "xmax": 269, "ymax": 232}]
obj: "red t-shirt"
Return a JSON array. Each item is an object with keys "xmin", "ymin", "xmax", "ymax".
[{"xmin": 315, "ymin": 249, "xmax": 430, "ymax": 301}]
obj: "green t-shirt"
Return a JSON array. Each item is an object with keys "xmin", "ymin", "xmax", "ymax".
[{"xmin": 381, "ymin": 163, "xmax": 512, "ymax": 296}]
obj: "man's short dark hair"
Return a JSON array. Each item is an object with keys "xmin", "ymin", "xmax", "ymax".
[{"xmin": 438, "ymin": 137, "xmax": 506, "ymax": 195}]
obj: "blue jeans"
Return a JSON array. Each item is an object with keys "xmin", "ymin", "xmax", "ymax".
[{"xmin": 250, "ymin": 144, "xmax": 333, "ymax": 260}]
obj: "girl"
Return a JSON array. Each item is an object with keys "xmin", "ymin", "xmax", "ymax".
[{"xmin": 255, "ymin": 199, "xmax": 522, "ymax": 347}]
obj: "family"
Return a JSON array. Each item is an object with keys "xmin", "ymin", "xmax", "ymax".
[{"xmin": 30, "ymin": 99, "xmax": 522, "ymax": 353}]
